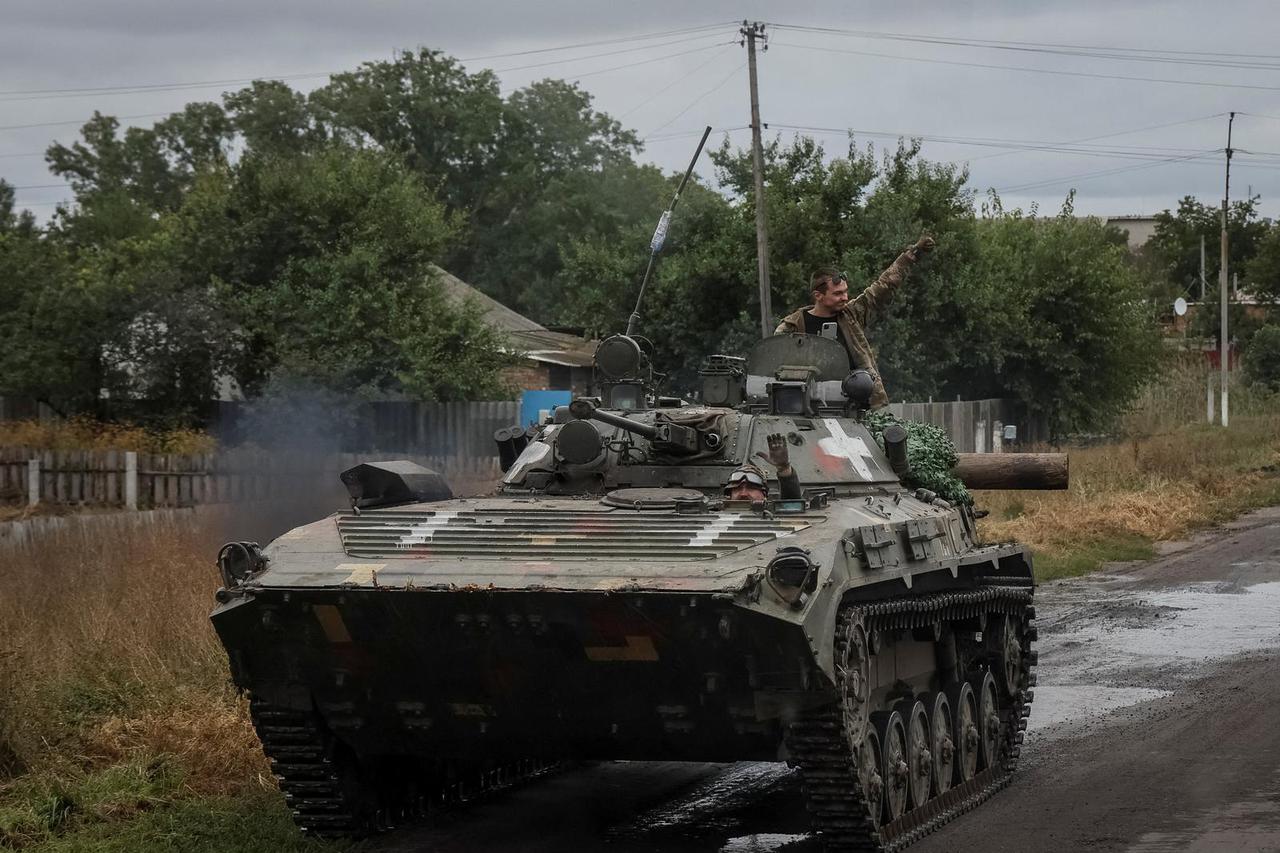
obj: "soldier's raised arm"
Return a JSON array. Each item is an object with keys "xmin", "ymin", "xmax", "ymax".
[{"xmin": 846, "ymin": 234, "xmax": 935, "ymax": 327}]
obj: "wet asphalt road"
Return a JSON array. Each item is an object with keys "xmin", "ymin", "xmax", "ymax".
[{"xmin": 373, "ymin": 507, "xmax": 1280, "ymax": 853}]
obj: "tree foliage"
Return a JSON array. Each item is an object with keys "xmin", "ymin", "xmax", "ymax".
[
  {"xmin": 966, "ymin": 203, "xmax": 1162, "ymax": 431},
  {"xmin": 1245, "ymin": 325, "xmax": 1280, "ymax": 391},
  {"xmin": 1146, "ymin": 195, "xmax": 1270, "ymax": 301},
  {"xmin": 0, "ymin": 51, "xmax": 1176, "ymax": 433}
]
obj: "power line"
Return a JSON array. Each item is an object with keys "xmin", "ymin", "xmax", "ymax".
[
  {"xmin": 769, "ymin": 23, "xmax": 1280, "ymax": 72},
  {"xmin": 994, "ymin": 151, "xmax": 1215, "ymax": 194},
  {"xmin": 456, "ymin": 22, "xmax": 735, "ymax": 62},
  {"xmin": 769, "ymin": 122, "xmax": 1223, "ymax": 162},
  {"xmin": 2, "ymin": 42, "xmax": 733, "ymax": 139},
  {"xmin": 643, "ymin": 61, "xmax": 745, "ymax": 138},
  {"xmin": 963, "ymin": 113, "xmax": 1226, "ymax": 164},
  {"xmin": 619, "ymin": 45, "xmax": 735, "ymax": 120},
  {"xmin": 498, "ymin": 42, "xmax": 736, "ymax": 95},
  {"xmin": 643, "ymin": 125, "xmax": 749, "ymax": 143},
  {"xmin": 0, "ymin": 112, "xmax": 170, "ymax": 133},
  {"xmin": 770, "ymin": 39, "xmax": 1280, "ymax": 93},
  {"xmin": 0, "ymin": 22, "xmax": 736, "ymax": 102},
  {"xmin": 487, "ymin": 33, "xmax": 729, "ymax": 75}
]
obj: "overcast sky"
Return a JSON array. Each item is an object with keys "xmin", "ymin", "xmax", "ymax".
[{"xmin": 5, "ymin": 0, "xmax": 1280, "ymax": 221}]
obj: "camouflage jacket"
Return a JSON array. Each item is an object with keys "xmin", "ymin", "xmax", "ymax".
[{"xmin": 774, "ymin": 248, "xmax": 920, "ymax": 409}]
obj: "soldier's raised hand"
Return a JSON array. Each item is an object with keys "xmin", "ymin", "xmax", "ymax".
[
  {"xmin": 755, "ymin": 432, "xmax": 791, "ymax": 470},
  {"xmin": 912, "ymin": 234, "xmax": 936, "ymax": 255}
]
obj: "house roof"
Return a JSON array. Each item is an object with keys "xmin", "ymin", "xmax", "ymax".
[
  {"xmin": 432, "ymin": 265, "xmax": 547, "ymax": 333},
  {"xmin": 433, "ymin": 265, "xmax": 596, "ymax": 367}
]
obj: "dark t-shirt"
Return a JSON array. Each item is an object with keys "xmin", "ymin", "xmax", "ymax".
[{"xmin": 801, "ymin": 310, "xmax": 853, "ymax": 367}]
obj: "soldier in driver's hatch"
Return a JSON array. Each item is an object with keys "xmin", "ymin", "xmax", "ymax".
[
  {"xmin": 724, "ymin": 434, "xmax": 802, "ymax": 502},
  {"xmin": 774, "ymin": 235, "xmax": 936, "ymax": 409}
]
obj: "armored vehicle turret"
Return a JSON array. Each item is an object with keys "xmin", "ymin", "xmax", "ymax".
[{"xmin": 211, "ymin": 331, "xmax": 1057, "ymax": 852}]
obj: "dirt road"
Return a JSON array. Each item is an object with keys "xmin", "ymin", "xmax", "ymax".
[{"xmin": 375, "ymin": 508, "xmax": 1280, "ymax": 853}]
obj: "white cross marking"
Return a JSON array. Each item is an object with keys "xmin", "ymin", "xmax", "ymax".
[
  {"xmin": 819, "ymin": 419, "xmax": 876, "ymax": 481},
  {"xmin": 398, "ymin": 511, "xmax": 460, "ymax": 548},
  {"xmin": 689, "ymin": 513, "xmax": 742, "ymax": 547}
]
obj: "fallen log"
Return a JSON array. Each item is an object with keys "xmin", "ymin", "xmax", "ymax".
[{"xmin": 952, "ymin": 452, "xmax": 1069, "ymax": 490}]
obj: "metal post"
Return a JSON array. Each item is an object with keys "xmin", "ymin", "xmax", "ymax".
[
  {"xmin": 742, "ymin": 20, "xmax": 773, "ymax": 337},
  {"xmin": 27, "ymin": 458, "xmax": 39, "ymax": 506},
  {"xmin": 1220, "ymin": 111, "xmax": 1235, "ymax": 427},
  {"xmin": 992, "ymin": 421, "xmax": 1004, "ymax": 454},
  {"xmin": 1199, "ymin": 235, "xmax": 1206, "ymax": 301},
  {"xmin": 1207, "ymin": 371, "xmax": 1215, "ymax": 423},
  {"xmin": 125, "ymin": 451, "xmax": 138, "ymax": 511}
]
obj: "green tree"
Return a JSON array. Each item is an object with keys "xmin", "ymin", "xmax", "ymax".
[
  {"xmin": 0, "ymin": 180, "xmax": 36, "ymax": 236},
  {"xmin": 223, "ymin": 80, "xmax": 321, "ymax": 157},
  {"xmin": 1146, "ymin": 195, "xmax": 1268, "ymax": 302},
  {"xmin": 1244, "ymin": 222, "xmax": 1280, "ymax": 302},
  {"xmin": 968, "ymin": 204, "xmax": 1162, "ymax": 432},
  {"xmin": 307, "ymin": 53, "xmax": 641, "ymax": 311},
  {"xmin": 711, "ymin": 135, "xmax": 995, "ymax": 401},
  {"xmin": 165, "ymin": 145, "xmax": 510, "ymax": 399},
  {"xmin": 1245, "ymin": 325, "xmax": 1280, "ymax": 390},
  {"xmin": 0, "ymin": 222, "xmax": 111, "ymax": 414}
]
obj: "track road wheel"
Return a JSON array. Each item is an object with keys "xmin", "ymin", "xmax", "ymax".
[
  {"xmin": 923, "ymin": 691, "xmax": 954, "ymax": 797},
  {"xmin": 975, "ymin": 671, "xmax": 1001, "ymax": 771},
  {"xmin": 995, "ymin": 613, "xmax": 1025, "ymax": 696},
  {"xmin": 946, "ymin": 680, "xmax": 979, "ymax": 784},
  {"xmin": 858, "ymin": 727, "xmax": 884, "ymax": 828},
  {"xmin": 896, "ymin": 699, "xmax": 932, "ymax": 810},
  {"xmin": 871, "ymin": 710, "xmax": 909, "ymax": 824},
  {"xmin": 837, "ymin": 610, "xmax": 873, "ymax": 752}
]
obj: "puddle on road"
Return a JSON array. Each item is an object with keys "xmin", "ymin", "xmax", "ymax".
[
  {"xmin": 609, "ymin": 761, "xmax": 817, "ymax": 851},
  {"xmin": 721, "ymin": 833, "xmax": 809, "ymax": 852},
  {"xmin": 618, "ymin": 762, "xmax": 795, "ymax": 832},
  {"xmin": 1027, "ymin": 685, "xmax": 1170, "ymax": 732},
  {"xmin": 1029, "ymin": 580, "xmax": 1280, "ymax": 736}
]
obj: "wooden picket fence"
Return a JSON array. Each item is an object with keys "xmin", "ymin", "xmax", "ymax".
[{"xmin": 0, "ymin": 447, "xmax": 502, "ymax": 510}]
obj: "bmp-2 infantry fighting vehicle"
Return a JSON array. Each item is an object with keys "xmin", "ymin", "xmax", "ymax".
[{"xmin": 211, "ymin": 329, "xmax": 1065, "ymax": 852}]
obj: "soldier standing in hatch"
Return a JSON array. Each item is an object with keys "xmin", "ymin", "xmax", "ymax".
[{"xmin": 774, "ymin": 235, "xmax": 936, "ymax": 409}]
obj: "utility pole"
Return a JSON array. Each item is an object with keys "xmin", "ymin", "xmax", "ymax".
[
  {"xmin": 1199, "ymin": 234, "xmax": 1206, "ymax": 301},
  {"xmin": 742, "ymin": 20, "xmax": 773, "ymax": 337},
  {"xmin": 1219, "ymin": 111, "xmax": 1235, "ymax": 427}
]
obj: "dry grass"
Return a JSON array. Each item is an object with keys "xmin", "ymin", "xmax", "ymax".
[
  {"xmin": 0, "ymin": 417, "xmax": 216, "ymax": 455},
  {"xmin": 978, "ymin": 415, "xmax": 1280, "ymax": 579},
  {"xmin": 0, "ymin": 510, "xmax": 267, "ymax": 793}
]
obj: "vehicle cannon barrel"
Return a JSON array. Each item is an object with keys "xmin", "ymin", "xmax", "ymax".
[
  {"xmin": 568, "ymin": 398, "xmax": 658, "ymax": 440},
  {"xmin": 568, "ymin": 398, "xmax": 714, "ymax": 455},
  {"xmin": 952, "ymin": 452, "xmax": 1069, "ymax": 490}
]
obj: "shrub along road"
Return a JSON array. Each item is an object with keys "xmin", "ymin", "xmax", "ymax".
[{"xmin": 374, "ymin": 507, "xmax": 1280, "ymax": 853}]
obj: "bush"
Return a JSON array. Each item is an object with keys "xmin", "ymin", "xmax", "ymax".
[{"xmin": 1245, "ymin": 325, "xmax": 1280, "ymax": 391}]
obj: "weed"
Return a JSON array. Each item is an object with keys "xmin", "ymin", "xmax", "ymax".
[
  {"xmin": 0, "ymin": 417, "xmax": 216, "ymax": 455},
  {"xmin": 978, "ymin": 414, "xmax": 1280, "ymax": 579}
]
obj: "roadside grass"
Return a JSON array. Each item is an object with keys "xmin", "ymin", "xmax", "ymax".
[
  {"xmin": 0, "ymin": 418, "xmax": 216, "ymax": 455},
  {"xmin": 0, "ymin": 511, "xmax": 345, "ymax": 852},
  {"xmin": 978, "ymin": 413, "xmax": 1280, "ymax": 581}
]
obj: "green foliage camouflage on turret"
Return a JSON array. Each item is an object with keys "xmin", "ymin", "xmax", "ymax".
[{"xmin": 863, "ymin": 410, "xmax": 972, "ymax": 506}]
